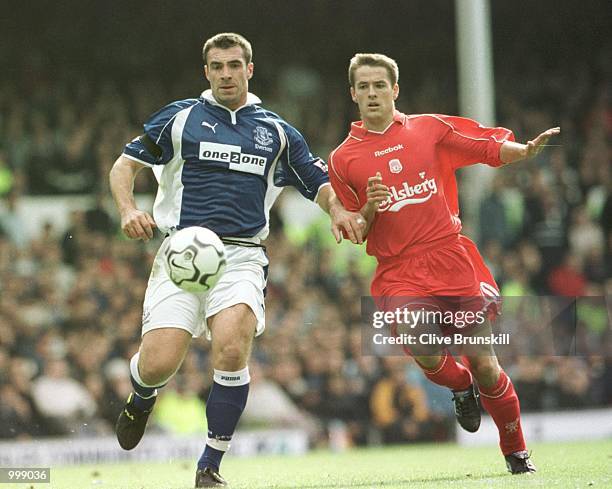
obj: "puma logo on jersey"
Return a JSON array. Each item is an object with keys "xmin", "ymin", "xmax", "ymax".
[
  {"xmin": 202, "ymin": 121, "xmax": 218, "ymax": 133},
  {"xmin": 378, "ymin": 173, "xmax": 438, "ymax": 212}
]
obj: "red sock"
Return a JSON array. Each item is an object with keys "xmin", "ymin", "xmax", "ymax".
[
  {"xmin": 478, "ymin": 370, "xmax": 526, "ymax": 456},
  {"xmin": 416, "ymin": 350, "xmax": 472, "ymax": 391}
]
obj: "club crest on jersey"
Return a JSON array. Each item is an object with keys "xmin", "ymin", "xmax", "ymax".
[
  {"xmin": 388, "ymin": 158, "xmax": 403, "ymax": 173},
  {"xmin": 378, "ymin": 172, "xmax": 438, "ymax": 212},
  {"xmin": 253, "ymin": 126, "xmax": 273, "ymax": 146}
]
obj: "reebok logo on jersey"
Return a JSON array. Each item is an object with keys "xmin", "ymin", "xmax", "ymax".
[
  {"xmin": 200, "ymin": 142, "xmax": 267, "ymax": 176},
  {"xmin": 374, "ymin": 144, "xmax": 404, "ymax": 157},
  {"xmin": 378, "ymin": 173, "xmax": 438, "ymax": 212}
]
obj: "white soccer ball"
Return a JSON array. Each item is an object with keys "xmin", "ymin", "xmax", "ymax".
[{"xmin": 163, "ymin": 227, "xmax": 226, "ymax": 293}]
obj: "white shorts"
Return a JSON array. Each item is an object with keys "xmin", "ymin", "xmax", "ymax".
[{"xmin": 141, "ymin": 238, "xmax": 268, "ymax": 339}]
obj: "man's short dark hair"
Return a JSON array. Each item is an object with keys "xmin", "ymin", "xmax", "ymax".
[
  {"xmin": 348, "ymin": 53, "xmax": 399, "ymax": 87},
  {"xmin": 202, "ymin": 33, "xmax": 253, "ymax": 65}
]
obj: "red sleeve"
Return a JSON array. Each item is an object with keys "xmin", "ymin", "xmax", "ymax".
[
  {"xmin": 328, "ymin": 150, "xmax": 361, "ymax": 213},
  {"xmin": 436, "ymin": 115, "xmax": 515, "ymax": 169}
]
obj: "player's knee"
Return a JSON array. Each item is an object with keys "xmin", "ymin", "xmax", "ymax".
[
  {"xmin": 215, "ymin": 341, "xmax": 248, "ymax": 370},
  {"xmin": 413, "ymin": 354, "xmax": 443, "ymax": 370},
  {"xmin": 469, "ymin": 358, "xmax": 500, "ymax": 387},
  {"xmin": 138, "ymin": 357, "xmax": 178, "ymax": 386}
]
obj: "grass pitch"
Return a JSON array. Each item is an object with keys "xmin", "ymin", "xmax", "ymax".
[{"xmin": 31, "ymin": 439, "xmax": 612, "ymax": 489}]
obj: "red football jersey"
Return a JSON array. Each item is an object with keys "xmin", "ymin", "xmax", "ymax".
[{"xmin": 329, "ymin": 111, "xmax": 515, "ymax": 260}]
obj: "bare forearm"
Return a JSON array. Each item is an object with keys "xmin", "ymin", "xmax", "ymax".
[
  {"xmin": 500, "ymin": 127, "xmax": 560, "ymax": 164},
  {"xmin": 109, "ymin": 155, "xmax": 156, "ymax": 241},
  {"xmin": 499, "ymin": 141, "xmax": 528, "ymax": 164},
  {"xmin": 109, "ymin": 155, "xmax": 141, "ymax": 215},
  {"xmin": 316, "ymin": 184, "xmax": 340, "ymax": 215},
  {"xmin": 318, "ymin": 184, "xmax": 365, "ymax": 244}
]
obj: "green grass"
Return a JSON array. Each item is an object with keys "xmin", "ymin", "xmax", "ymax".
[{"xmin": 29, "ymin": 439, "xmax": 612, "ymax": 489}]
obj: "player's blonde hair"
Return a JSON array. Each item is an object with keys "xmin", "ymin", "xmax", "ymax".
[
  {"xmin": 202, "ymin": 32, "xmax": 253, "ymax": 65},
  {"xmin": 348, "ymin": 53, "xmax": 399, "ymax": 87}
]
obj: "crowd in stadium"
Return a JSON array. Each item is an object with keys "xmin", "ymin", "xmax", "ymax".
[
  {"xmin": 0, "ymin": 192, "xmax": 610, "ymax": 443},
  {"xmin": 1, "ymin": 36, "xmax": 610, "ymax": 444}
]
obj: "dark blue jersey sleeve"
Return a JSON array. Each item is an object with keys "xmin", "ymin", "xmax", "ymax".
[
  {"xmin": 273, "ymin": 121, "xmax": 329, "ymax": 201},
  {"xmin": 123, "ymin": 99, "xmax": 197, "ymax": 166}
]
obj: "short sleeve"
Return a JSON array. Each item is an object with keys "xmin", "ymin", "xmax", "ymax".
[
  {"xmin": 123, "ymin": 99, "xmax": 196, "ymax": 166},
  {"xmin": 328, "ymin": 150, "xmax": 361, "ymax": 213},
  {"xmin": 436, "ymin": 115, "xmax": 515, "ymax": 169},
  {"xmin": 273, "ymin": 122, "xmax": 329, "ymax": 201}
]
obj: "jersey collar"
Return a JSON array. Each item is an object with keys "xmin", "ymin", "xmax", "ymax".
[
  {"xmin": 350, "ymin": 110, "xmax": 406, "ymax": 139},
  {"xmin": 201, "ymin": 89, "xmax": 261, "ymax": 108},
  {"xmin": 201, "ymin": 89, "xmax": 262, "ymax": 124}
]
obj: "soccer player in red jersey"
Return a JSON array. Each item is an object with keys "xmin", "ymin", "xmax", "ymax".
[{"xmin": 329, "ymin": 53, "xmax": 560, "ymax": 474}]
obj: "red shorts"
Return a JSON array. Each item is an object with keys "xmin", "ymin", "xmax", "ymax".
[{"xmin": 371, "ymin": 234, "xmax": 500, "ymax": 329}]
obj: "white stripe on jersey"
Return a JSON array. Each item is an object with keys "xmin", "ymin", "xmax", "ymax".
[
  {"xmin": 152, "ymin": 105, "xmax": 195, "ymax": 234},
  {"xmin": 255, "ymin": 119, "xmax": 288, "ymax": 240},
  {"xmin": 274, "ymin": 123, "xmax": 310, "ymax": 191}
]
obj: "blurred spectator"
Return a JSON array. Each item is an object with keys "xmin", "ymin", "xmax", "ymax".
[
  {"xmin": 0, "ymin": 357, "xmax": 44, "ymax": 439},
  {"xmin": 370, "ymin": 359, "xmax": 431, "ymax": 444},
  {"xmin": 479, "ymin": 175, "xmax": 512, "ymax": 248},
  {"xmin": 154, "ymin": 376, "xmax": 208, "ymax": 435},
  {"xmin": 0, "ymin": 151, "xmax": 15, "ymax": 196},
  {"xmin": 241, "ymin": 361, "xmax": 316, "ymax": 432},
  {"xmin": 511, "ymin": 357, "xmax": 548, "ymax": 412},
  {"xmin": 60, "ymin": 210, "xmax": 87, "ymax": 267},
  {"xmin": 99, "ymin": 359, "xmax": 133, "ymax": 426},
  {"xmin": 0, "ymin": 191, "xmax": 29, "ymax": 247},
  {"xmin": 522, "ymin": 180, "xmax": 569, "ymax": 274},
  {"xmin": 553, "ymin": 358, "xmax": 595, "ymax": 409},
  {"xmin": 84, "ymin": 193, "xmax": 116, "ymax": 236},
  {"xmin": 30, "ymin": 358, "xmax": 97, "ymax": 435},
  {"xmin": 0, "ymin": 384, "xmax": 36, "ymax": 439},
  {"xmin": 568, "ymin": 205, "xmax": 604, "ymax": 261},
  {"xmin": 548, "ymin": 253, "xmax": 587, "ymax": 297}
]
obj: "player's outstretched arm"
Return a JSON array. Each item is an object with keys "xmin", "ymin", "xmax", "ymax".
[
  {"xmin": 500, "ymin": 127, "xmax": 560, "ymax": 164},
  {"xmin": 109, "ymin": 155, "xmax": 157, "ymax": 241},
  {"xmin": 316, "ymin": 185, "xmax": 366, "ymax": 244}
]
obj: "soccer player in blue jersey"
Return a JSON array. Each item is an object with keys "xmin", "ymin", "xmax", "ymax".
[{"xmin": 109, "ymin": 33, "xmax": 364, "ymax": 487}]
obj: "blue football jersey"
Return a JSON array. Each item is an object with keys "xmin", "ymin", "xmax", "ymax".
[{"xmin": 123, "ymin": 90, "xmax": 329, "ymax": 239}]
